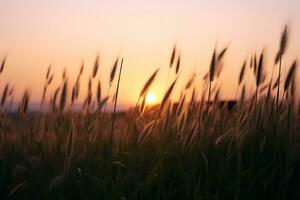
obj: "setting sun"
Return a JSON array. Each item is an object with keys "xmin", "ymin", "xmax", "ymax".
[{"xmin": 146, "ymin": 92, "xmax": 157, "ymax": 104}]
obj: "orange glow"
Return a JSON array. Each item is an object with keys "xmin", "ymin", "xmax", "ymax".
[{"xmin": 0, "ymin": 1, "xmax": 300, "ymax": 108}]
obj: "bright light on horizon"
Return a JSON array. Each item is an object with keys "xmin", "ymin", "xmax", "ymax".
[{"xmin": 146, "ymin": 92, "xmax": 157, "ymax": 105}]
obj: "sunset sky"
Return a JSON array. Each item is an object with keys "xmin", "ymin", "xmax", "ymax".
[{"xmin": 0, "ymin": 0, "xmax": 300, "ymax": 108}]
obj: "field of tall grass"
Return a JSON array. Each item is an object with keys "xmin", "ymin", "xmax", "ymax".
[{"xmin": 0, "ymin": 25, "xmax": 300, "ymax": 199}]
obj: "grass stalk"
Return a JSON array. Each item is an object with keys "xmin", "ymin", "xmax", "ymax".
[{"xmin": 110, "ymin": 58, "xmax": 123, "ymax": 146}]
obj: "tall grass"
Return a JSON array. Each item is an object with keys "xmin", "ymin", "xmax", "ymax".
[{"xmin": 0, "ymin": 25, "xmax": 300, "ymax": 199}]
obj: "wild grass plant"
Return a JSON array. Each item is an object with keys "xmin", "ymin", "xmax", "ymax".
[{"xmin": 0, "ymin": 25, "xmax": 300, "ymax": 199}]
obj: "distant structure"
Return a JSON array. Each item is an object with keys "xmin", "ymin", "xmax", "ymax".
[{"xmin": 171, "ymin": 100, "xmax": 237, "ymax": 112}]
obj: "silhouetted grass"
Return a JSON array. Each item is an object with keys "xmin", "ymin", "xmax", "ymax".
[{"xmin": 0, "ymin": 25, "xmax": 300, "ymax": 200}]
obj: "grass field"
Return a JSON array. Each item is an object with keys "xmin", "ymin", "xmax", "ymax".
[{"xmin": 0, "ymin": 25, "xmax": 300, "ymax": 199}]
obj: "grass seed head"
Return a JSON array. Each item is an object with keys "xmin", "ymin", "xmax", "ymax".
[
  {"xmin": 161, "ymin": 78, "xmax": 177, "ymax": 109},
  {"xmin": 0, "ymin": 55, "xmax": 7, "ymax": 74},
  {"xmin": 140, "ymin": 68, "xmax": 159, "ymax": 97},
  {"xmin": 110, "ymin": 57, "xmax": 119, "ymax": 86},
  {"xmin": 46, "ymin": 65, "xmax": 51, "ymax": 80},
  {"xmin": 238, "ymin": 60, "xmax": 247, "ymax": 85},
  {"xmin": 18, "ymin": 90, "xmax": 30, "ymax": 117},
  {"xmin": 209, "ymin": 49, "xmax": 216, "ymax": 82},
  {"xmin": 256, "ymin": 51, "xmax": 264, "ymax": 86},
  {"xmin": 275, "ymin": 24, "xmax": 289, "ymax": 64},
  {"xmin": 60, "ymin": 81, "xmax": 68, "ymax": 112},
  {"xmin": 1, "ymin": 83, "xmax": 9, "ymax": 107},
  {"xmin": 97, "ymin": 80, "xmax": 101, "ymax": 104},
  {"xmin": 170, "ymin": 45, "xmax": 176, "ymax": 68},
  {"xmin": 284, "ymin": 60, "xmax": 297, "ymax": 91},
  {"xmin": 92, "ymin": 54, "xmax": 99, "ymax": 78},
  {"xmin": 176, "ymin": 54, "xmax": 181, "ymax": 74}
]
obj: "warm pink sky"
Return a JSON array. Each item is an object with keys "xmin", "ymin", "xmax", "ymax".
[{"xmin": 0, "ymin": 0, "xmax": 300, "ymax": 107}]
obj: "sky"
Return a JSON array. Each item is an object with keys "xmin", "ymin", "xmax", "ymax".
[{"xmin": 0, "ymin": 0, "xmax": 300, "ymax": 108}]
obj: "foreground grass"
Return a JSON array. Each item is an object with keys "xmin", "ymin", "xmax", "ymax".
[{"xmin": 0, "ymin": 104, "xmax": 299, "ymax": 200}]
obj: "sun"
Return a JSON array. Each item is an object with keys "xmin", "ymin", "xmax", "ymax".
[{"xmin": 145, "ymin": 92, "xmax": 156, "ymax": 104}]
